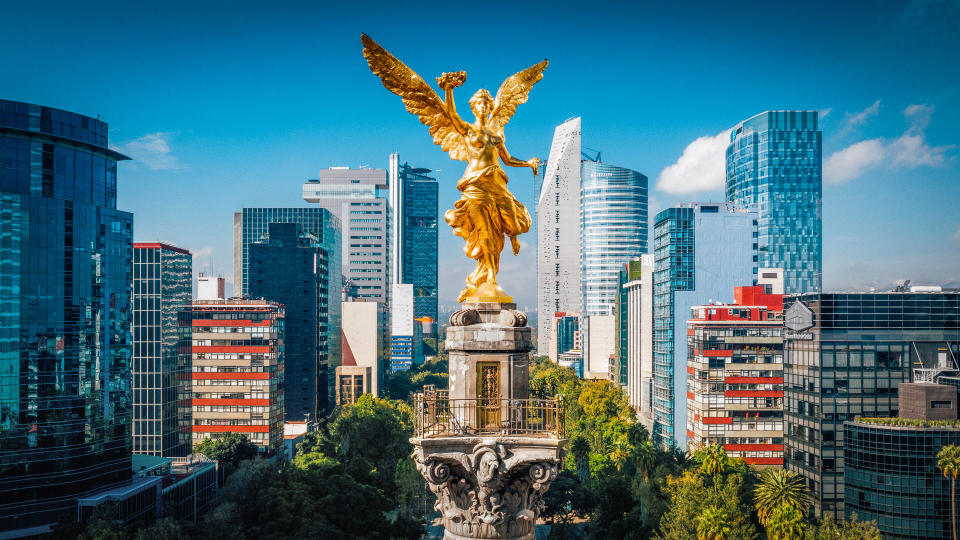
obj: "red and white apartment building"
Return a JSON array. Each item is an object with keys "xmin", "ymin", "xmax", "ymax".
[
  {"xmin": 183, "ymin": 299, "xmax": 285, "ymax": 455},
  {"xmin": 686, "ymin": 286, "xmax": 784, "ymax": 466}
]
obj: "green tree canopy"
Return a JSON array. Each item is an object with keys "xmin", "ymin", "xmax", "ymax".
[{"xmin": 194, "ymin": 432, "xmax": 258, "ymax": 469}]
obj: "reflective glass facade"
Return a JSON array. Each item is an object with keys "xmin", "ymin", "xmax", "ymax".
[
  {"xmin": 0, "ymin": 100, "xmax": 134, "ymax": 529},
  {"xmin": 845, "ymin": 421, "xmax": 960, "ymax": 539},
  {"xmin": 580, "ymin": 161, "xmax": 647, "ymax": 317},
  {"xmin": 783, "ymin": 293, "xmax": 960, "ymax": 517},
  {"xmin": 726, "ymin": 111, "xmax": 821, "ymax": 294},
  {"xmin": 652, "ymin": 203, "xmax": 757, "ymax": 449},
  {"xmin": 132, "ymin": 243, "xmax": 192, "ymax": 457},
  {"xmin": 249, "ymin": 223, "xmax": 338, "ymax": 420},
  {"xmin": 393, "ymin": 161, "xmax": 438, "ymax": 322}
]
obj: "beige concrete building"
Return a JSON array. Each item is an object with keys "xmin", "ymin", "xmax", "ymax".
[{"xmin": 336, "ymin": 300, "xmax": 389, "ymax": 404}]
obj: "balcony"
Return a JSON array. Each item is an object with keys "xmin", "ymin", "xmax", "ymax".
[{"xmin": 413, "ymin": 389, "xmax": 564, "ymax": 439}]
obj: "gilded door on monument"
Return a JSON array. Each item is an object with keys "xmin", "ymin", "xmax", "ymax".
[{"xmin": 476, "ymin": 362, "xmax": 500, "ymax": 430}]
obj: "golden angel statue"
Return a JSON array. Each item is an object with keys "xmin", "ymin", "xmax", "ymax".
[{"xmin": 361, "ymin": 34, "xmax": 546, "ymax": 303}]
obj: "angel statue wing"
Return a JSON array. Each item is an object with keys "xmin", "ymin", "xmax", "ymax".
[
  {"xmin": 361, "ymin": 34, "xmax": 467, "ymax": 161},
  {"xmin": 490, "ymin": 59, "xmax": 549, "ymax": 132}
]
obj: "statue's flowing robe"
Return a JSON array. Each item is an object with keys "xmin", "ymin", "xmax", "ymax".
[{"xmin": 444, "ymin": 164, "xmax": 531, "ymax": 289}]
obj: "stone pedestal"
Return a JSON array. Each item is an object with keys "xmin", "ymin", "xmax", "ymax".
[{"xmin": 409, "ymin": 302, "xmax": 565, "ymax": 540}]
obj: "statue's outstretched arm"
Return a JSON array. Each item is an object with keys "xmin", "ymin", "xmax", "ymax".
[
  {"xmin": 444, "ymin": 88, "xmax": 468, "ymax": 136},
  {"xmin": 497, "ymin": 141, "xmax": 539, "ymax": 176}
]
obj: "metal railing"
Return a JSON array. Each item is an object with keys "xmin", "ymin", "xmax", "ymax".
[{"xmin": 413, "ymin": 389, "xmax": 564, "ymax": 438}]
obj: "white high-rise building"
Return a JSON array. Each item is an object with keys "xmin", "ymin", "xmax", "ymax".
[
  {"xmin": 625, "ymin": 254, "xmax": 654, "ymax": 432},
  {"xmin": 537, "ymin": 117, "xmax": 582, "ymax": 356},
  {"xmin": 197, "ymin": 272, "xmax": 225, "ymax": 300}
]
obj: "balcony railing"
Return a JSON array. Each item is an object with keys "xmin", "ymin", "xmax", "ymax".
[{"xmin": 413, "ymin": 389, "xmax": 564, "ymax": 438}]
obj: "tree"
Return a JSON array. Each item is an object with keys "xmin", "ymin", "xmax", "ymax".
[
  {"xmin": 753, "ymin": 468, "xmax": 811, "ymax": 526},
  {"xmin": 939, "ymin": 444, "xmax": 960, "ymax": 540},
  {"xmin": 570, "ymin": 435, "xmax": 591, "ymax": 484},
  {"xmin": 194, "ymin": 432, "xmax": 258, "ymax": 469},
  {"xmin": 805, "ymin": 514, "xmax": 880, "ymax": 539},
  {"xmin": 696, "ymin": 505, "xmax": 731, "ymax": 540},
  {"xmin": 767, "ymin": 503, "xmax": 805, "ymax": 540},
  {"xmin": 656, "ymin": 469, "xmax": 757, "ymax": 540},
  {"xmin": 698, "ymin": 444, "xmax": 728, "ymax": 478}
]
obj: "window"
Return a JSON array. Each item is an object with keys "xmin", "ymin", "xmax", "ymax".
[{"xmin": 931, "ymin": 401, "xmax": 953, "ymax": 409}]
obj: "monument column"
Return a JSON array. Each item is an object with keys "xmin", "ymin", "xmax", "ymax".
[{"xmin": 411, "ymin": 301, "xmax": 566, "ymax": 540}]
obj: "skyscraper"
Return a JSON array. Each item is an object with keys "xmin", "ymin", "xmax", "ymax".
[
  {"xmin": 0, "ymin": 100, "xmax": 135, "ymax": 531},
  {"xmin": 624, "ymin": 254, "xmax": 655, "ymax": 432},
  {"xmin": 303, "ymin": 167, "xmax": 390, "ymax": 302},
  {"xmin": 391, "ymin": 283, "xmax": 424, "ymax": 372},
  {"xmin": 132, "ymin": 242, "xmax": 193, "ymax": 457},
  {"xmin": 580, "ymin": 160, "xmax": 648, "ymax": 317},
  {"xmin": 537, "ymin": 117, "xmax": 582, "ymax": 356},
  {"xmin": 248, "ymin": 223, "xmax": 340, "ymax": 421},
  {"xmin": 389, "ymin": 154, "xmax": 439, "ymax": 322},
  {"xmin": 652, "ymin": 203, "xmax": 758, "ymax": 449},
  {"xmin": 233, "ymin": 207, "xmax": 341, "ymax": 300},
  {"xmin": 726, "ymin": 110, "xmax": 822, "ymax": 294}
]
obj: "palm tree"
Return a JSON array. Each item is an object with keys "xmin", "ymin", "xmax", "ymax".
[
  {"xmin": 938, "ymin": 444, "xmax": 960, "ymax": 540},
  {"xmin": 610, "ymin": 439, "xmax": 631, "ymax": 471},
  {"xmin": 753, "ymin": 468, "xmax": 811, "ymax": 526},
  {"xmin": 570, "ymin": 435, "xmax": 591, "ymax": 484},
  {"xmin": 766, "ymin": 503, "xmax": 805, "ymax": 540},
  {"xmin": 697, "ymin": 505, "xmax": 731, "ymax": 540},
  {"xmin": 700, "ymin": 444, "xmax": 729, "ymax": 477}
]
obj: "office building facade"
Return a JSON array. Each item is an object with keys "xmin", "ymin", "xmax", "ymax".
[
  {"xmin": 391, "ymin": 283, "xmax": 423, "ymax": 371},
  {"xmin": 726, "ymin": 110, "xmax": 822, "ymax": 294},
  {"xmin": 197, "ymin": 273, "xmax": 225, "ymax": 300},
  {"xmin": 0, "ymin": 100, "xmax": 135, "ymax": 531},
  {"xmin": 389, "ymin": 154, "xmax": 439, "ymax": 322},
  {"xmin": 652, "ymin": 203, "xmax": 758, "ymax": 449},
  {"xmin": 537, "ymin": 117, "xmax": 582, "ymax": 356},
  {"xmin": 337, "ymin": 301, "xmax": 389, "ymax": 404},
  {"xmin": 248, "ymin": 222, "xmax": 339, "ymax": 421},
  {"xmin": 844, "ymin": 383, "xmax": 959, "ymax": 539},
  {"xmin": 783, "ymin": 292, "xmax": 960, "ymax": 517},
  {"xmin": 686, "ymin": 286, "xmax": 784, "ymax": 466},
  {"xmin": 580, "ymin": 160, "xmax": 648, "ymax": 317},
  {"xmin": 622, "ymin": 254, "xmax": 654, "ymax": 428},
  {"xmin": 612, "ymin": 259, "xmax": 643, "ymax": 387},
  {"xmin": 303, "ymin": 167, "xmax": 389, "ymax": 302},
  {"xmin": 132, "ymin": 242, "xmax": 193, "ymax": 457},
  {"xmin": 233, "ymin": 207, "xmax": 341, "ymax": 300},
  {"xmin": 186, "ymin": 300, "xmax": 285, "ymax": 455},
  {"xmin": 550, "ymin": 312, "xmax": 580, "ymax": 362}
]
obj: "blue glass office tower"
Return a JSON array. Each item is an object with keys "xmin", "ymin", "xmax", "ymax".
[
  {"xmin": 249, "ymin": 223, "xmax": 339, "ymax": 420},
  {"xmin": 652, "ymin": 203, "xmax": 757, "ymax": 449},
  {"xmin": 389, "ymin": 156, "xmax": 438, "ymax": 322},
  {"xmin": 233, "ymin": 207, "xmax": 341, "ymax": 301},
  {"xmin": 726, "ymin": 111, "xmax": 822, "ymax": 294},
  {"xmin": 132, "ymin": 242, "xmax": 192, "ymax": 457},
  {"xmin": 580, "ymin": 160, "xmax": 647, "ymax": 316},
  {"xmin": 0, "ymin": 100, "xmax": 134, "ymax": 530}
]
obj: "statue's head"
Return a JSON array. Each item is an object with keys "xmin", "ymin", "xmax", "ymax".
[{"xmin": 469, "ymin": 89, "xmax": 494, "ymax": 118}]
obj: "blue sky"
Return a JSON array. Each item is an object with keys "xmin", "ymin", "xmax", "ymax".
[{"xmin": 3, "ymin": 0, "xmax": 958, "ymax": 309}]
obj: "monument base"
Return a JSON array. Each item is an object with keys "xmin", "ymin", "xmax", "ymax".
[{"xmin": 412, "ymin": 436, "xmax": 564, "ymax": 540}]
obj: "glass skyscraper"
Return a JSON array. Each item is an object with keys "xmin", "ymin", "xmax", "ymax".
[
  {"xmin": 389, "ymin": 155, "xmax": 438, "ymax": 322},
  {"xmin": 580, "ymin": 160, "xmax": 647, "ymax": 317},
  {"xmin": 0, "ymin": 100, "xmax": 134, "ymax": 530},
  {"xmin": 249, "ymin": 223, "xmax": 339, "ymax": 420},
  {"xmin": 233, "ymin": 207, "xmax": 342, "ymax": 301},
  {"xmin": 132, "ymin": 242, "xmax": 192, "ymax": 457},
  {"xmin": 726, "ymin": 110, "xmax": 822, "ymax": 294},
  {"xmin": 782, "ymin": 292, "xmax": 960, "ymax": 518},
  {"xmin": 652, "ymin": 203, "xmax": 757, "ymax": 449}
]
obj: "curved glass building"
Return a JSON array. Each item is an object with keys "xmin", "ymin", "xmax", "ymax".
[
  {"xmin": 0, "ymin": 100, "xmax": 134, "ymax": 530},
  {"xmin": 580, "ymin": 161, "xmax": 647, "ymax": 317},
  {"xmin": 726, "ymin": 111, "xmax": 821, "ymax": 294},
  {"xmin": 845, "ymin": 420, "xmax": 960, "ymax": 539}
]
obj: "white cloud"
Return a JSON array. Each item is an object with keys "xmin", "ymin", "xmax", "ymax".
[
  {"xmin": 823, "ymin": 139, "xmax": 886, "ymax": 184},
  {"xmin": 838, "ymin": 100, "xmax": 881, "ymax": 135},
  {"xmin": 113, "ymin": 132, "xmax": 185, "ymax": 170},
  {"xmin": 819, "ymin": 107, "xmax": 833, "ymax": 119},
  {"xmin": 655, "ymin": 129, "xmax": 731, "ymax": 194},
  {"xmin": 904, "ymin": 103, "xmax": 934, "ymax": 130},
  {"xmin": 823, "ymin": 103, "xmax": 955, "ymax": 184}
]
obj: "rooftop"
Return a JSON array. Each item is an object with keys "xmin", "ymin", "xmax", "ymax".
[{"xmin": 851, "ymin": 417, "xmax": 960, "ymax": 429}]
